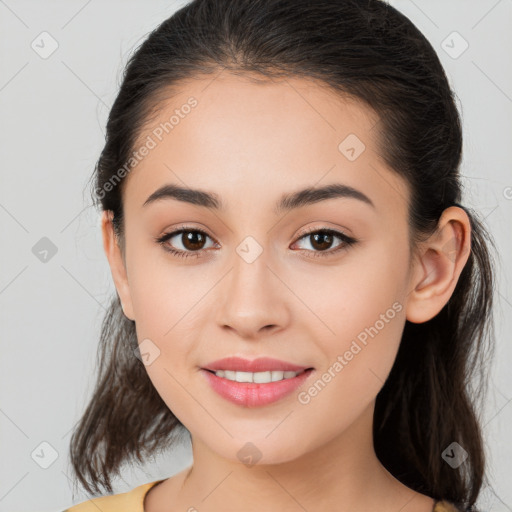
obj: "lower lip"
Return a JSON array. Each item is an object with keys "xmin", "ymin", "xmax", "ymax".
[{"xmin": 200, "ymin": 368, "xmax": 314, "ymax": 407}]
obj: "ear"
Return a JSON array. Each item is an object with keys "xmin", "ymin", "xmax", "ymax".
[
  {"xmin": 101, "ymin": 210, "xmax": 135, "ymax": 321},
  {"xmin": 405, "ymin": 206, "xmax": 471, "ymax": 324}
]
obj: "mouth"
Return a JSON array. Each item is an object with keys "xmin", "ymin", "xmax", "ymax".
[
  {"xmin": 202, "ymin": 367, "xmax": 314, "ymax": 384},
  {"xmin": 202, "ymin": 355, "xmax": 313, "ymax": 373},
  {"xmin": 200, "ymin": 356, "xmax": 315, "ymax": 407}
]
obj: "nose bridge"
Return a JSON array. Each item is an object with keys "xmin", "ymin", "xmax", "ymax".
[
  {"xmin": 231, "ymin": 235, "xmax": 271, "ymax": 298},
  {"xmin": 215, "ymin": 232, "xmax": 290, "ymax": 337}
]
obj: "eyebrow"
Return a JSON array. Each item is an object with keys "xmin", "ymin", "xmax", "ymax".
[{"xmin": 142, "ymin": 182, "xmax": 375, "ymax": 214}]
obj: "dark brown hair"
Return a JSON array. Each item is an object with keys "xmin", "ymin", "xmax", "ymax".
[{"xmin": 69, "ymin": 0, "xmax": 498, "ymax": 509}]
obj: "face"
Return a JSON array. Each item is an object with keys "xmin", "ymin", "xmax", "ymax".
[{"xmin": 104, "ymin": 73, "xmax": 417, "ymax": 466}]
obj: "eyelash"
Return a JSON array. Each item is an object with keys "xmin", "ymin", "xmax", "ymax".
[{"xmin": 154, "ymin": 224, "xmax": 358, "ymax": 260}]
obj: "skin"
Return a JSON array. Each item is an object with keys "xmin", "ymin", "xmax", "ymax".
[{"xmin": 101, "ymin": 72, "xmax": 471, "ymax": 512}]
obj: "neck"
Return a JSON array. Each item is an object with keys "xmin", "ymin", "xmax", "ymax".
[{"xmin": 160, "ymin": 402, "xmax": 428, "ymax": 512}]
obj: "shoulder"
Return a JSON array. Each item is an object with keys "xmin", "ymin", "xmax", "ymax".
[{"xmin": 61, "ymin": 480, "xmax": 164, "ymax": 512}]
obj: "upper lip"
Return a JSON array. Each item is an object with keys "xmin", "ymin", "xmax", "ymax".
[{"xmin": 203, "ymin": 356, "xmax": 312, "ymax": 373}]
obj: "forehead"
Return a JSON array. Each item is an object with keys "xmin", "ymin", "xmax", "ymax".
[{"xmin": 124, "ymin": 72, "xmax": 410, "ymax": 218}]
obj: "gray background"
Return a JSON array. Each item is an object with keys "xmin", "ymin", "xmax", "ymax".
[{"xmin": 0, "ymin": 1, "xmax": 510, "ymax": 511}]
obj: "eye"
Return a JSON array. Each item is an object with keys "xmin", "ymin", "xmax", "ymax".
[
  {"xmin": 155, "ymin": 225, "xmax": 357, "ymax": 259},
  {"xmin": 155, "ymin": 225, "xmax": 217, "ymax": 259},
  {"xmin": 291, "ymin": 227, "xmax": 357, "ymax": 258}
]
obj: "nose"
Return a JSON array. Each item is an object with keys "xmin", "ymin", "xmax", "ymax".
[{"xmin": 215, "ymin": 250, "xmax": 291, "ymax": 340}]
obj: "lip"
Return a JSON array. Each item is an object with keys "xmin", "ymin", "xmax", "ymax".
[
  {"xmin": 200, "ymin": 357, "xmax": 315, "ymax": 408},
  {"xmin": 201, "ymin": 368, "xmax": 314, "ymax": 407},
  {"xmin": 202, "ymin": 356, "xmax": 311, "ymax": 373}
]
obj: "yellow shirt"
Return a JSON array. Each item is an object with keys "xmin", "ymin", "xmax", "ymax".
[
  {"xmin": 61, "ymin": 480, "xmax": 465, "ymax": 512},
  {"xmin": 62, "ymin": 479, "xmax": 165, "ymax": 511}
]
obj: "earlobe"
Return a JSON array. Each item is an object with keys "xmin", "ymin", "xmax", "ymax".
[
  {"xmin": 405, "ymin": 206, "xmax": 471, "ymax": 324},
  {"xmin": 100, "ymin": 210, "xmax": 135, "ymax": 321}
]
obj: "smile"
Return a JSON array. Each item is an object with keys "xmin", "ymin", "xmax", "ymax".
[
  {"xmin": 201, "ymin": 368, "xmax": 315, "ymax": 407},
  {"xmin": 207, "ymin": 369, "xmax": 306, "ymax": 383}
]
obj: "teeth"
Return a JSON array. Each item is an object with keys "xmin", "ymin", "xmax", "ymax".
[{"xmin": 213, "ymin": 369, "xmax": 302, "ymax": 383}]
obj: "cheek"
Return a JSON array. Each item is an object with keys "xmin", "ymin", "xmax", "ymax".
[
  {"xmin": 125, "ymin": 246, "xmax": 205, "ymax": 402},
  {"xmin": 128, "ymin": 269, "xmax": 202, "ymax": 427},
  {"xmin": 291, "ymin": 267, "xmax": 407, "ymax": 455},
  {"xmin": 301, "ymin": 239, "xmax": 409, "ymax": 392},
  {"xmin": 126, "ymin": 240, "xmax": 209, "ymax": 338},
  {"xmin": 297, "ymin": 238, "xmax": 408, "ymax": 342}
]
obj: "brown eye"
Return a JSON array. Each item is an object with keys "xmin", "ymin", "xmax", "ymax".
[
  {"xmin": 156, "ymin": 225, "xmax": 357, "ymax": 260},
  {"xmin": 155, "ymin": 227, "xmax": 216, "ymax": 258},
  {"xmin": 292, "ymin": 228, "xmax": 357, "ymax": 258},
  {"xmin": 180, "ymin": 230, "xmax": 207, "ymax": 251},
  {"xmin": 308, "ymin": 231, "xmax": 335, "ymax": 251}
]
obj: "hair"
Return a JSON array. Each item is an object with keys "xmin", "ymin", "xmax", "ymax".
[{"xmin": 69, "ymin": 0, "xmax": 498, "ymax": 509}]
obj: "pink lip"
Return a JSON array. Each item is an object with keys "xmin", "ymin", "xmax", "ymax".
[
  {"xmin": 200, "ymin": 357, "xmax": 314, "ymax": 408},
  {"xmin": 203, "ymin": 356, "xmax": 310, "ymax": 373}
]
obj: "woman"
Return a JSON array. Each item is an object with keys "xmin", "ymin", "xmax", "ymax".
[{"xmin": 63, "ymin": 0, "xmax": 497, "ymax": 510}]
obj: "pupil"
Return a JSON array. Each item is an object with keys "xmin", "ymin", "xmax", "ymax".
[
  {"xmin": 184, "ymin": 231, "xmax": 204, "ymax": 250},
  {"xmin": 312, "ymin": 232, "xmax": 332, "ymax": 250}
]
